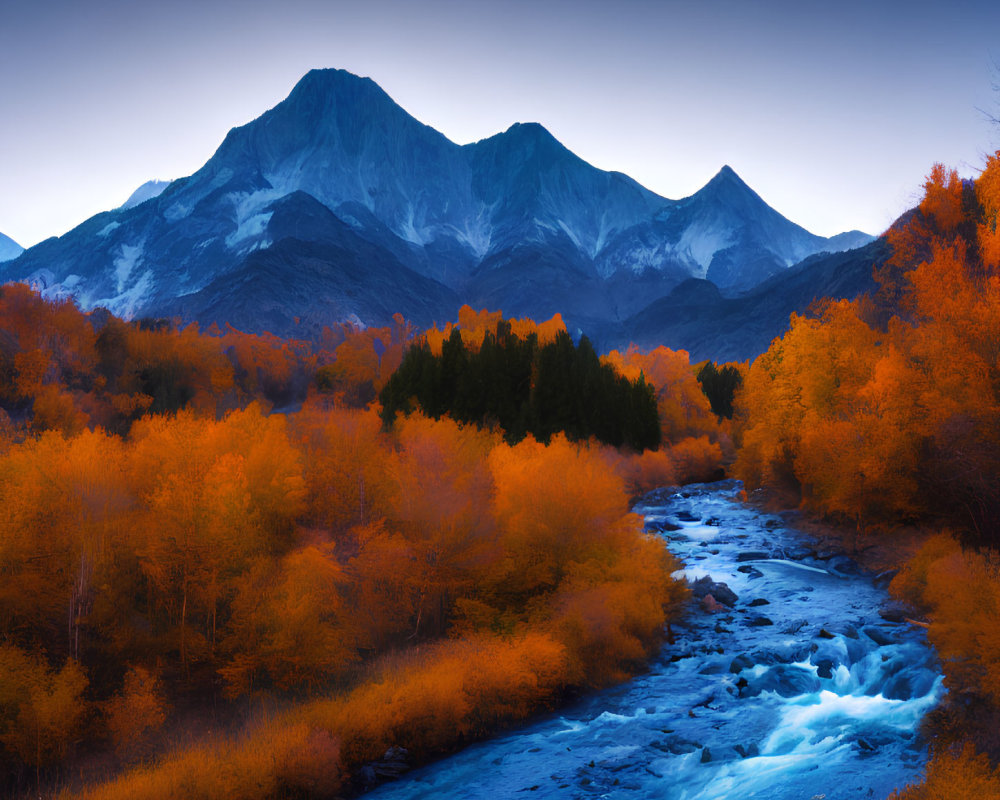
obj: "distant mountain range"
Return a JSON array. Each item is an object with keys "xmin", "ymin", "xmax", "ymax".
[
  {"xmin": 119, "ymin": 179, "xmax": 171, "ymax": 210},
  {"xmin": 1, "ymin": 68, "xmax": 878, "ymax": 360},
  {"xmin": 615, "ymin": 237, "xmax": 887, "ymax": 362},
  {"xmin": 0, "ymin": 232, "xmax": 23, "ymax": 263}
]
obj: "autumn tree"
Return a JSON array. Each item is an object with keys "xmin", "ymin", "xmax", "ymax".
[
  {"xmin": 386, "ymin": 413, "xmax": 499, "ymax": 639},
  {"xmin": 103, "ymin": 665, "xmax": 168, "ymax": 763},
  {"xmin": 294, "ymin": 406, "xmax": 394, "ymax": 535},
  {"xmin": 221, "ymin": 543, "xmax": 358, "ymax": 696},
  {"xmin": 603, "ymin": 345, "xmax": 719, "ymax": 444},
  {"xmin": 733, "ymin": 153, "xmax": 1000, "ymax": 541},
  {"xmin": 0, "ymin": 645, "xmax": 88, "ymax": 787}
]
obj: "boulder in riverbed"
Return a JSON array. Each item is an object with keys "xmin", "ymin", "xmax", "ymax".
[
  {"xmin": 879, "ymin": 605, "xmax": 909, "ymax": 623},
  {"xmin": 734, "ymin": 743, "xmax": 761, "ymax": 758},
  {"xmin": 747, "ymin": 665, "xmax": 820, "ymax": 698},
  {"xmin": 729, "ymin": 653, "xmax": 756, "ymax": 673},
  {"xmin": 863, "ymin": 626, "xmax": 896, "ymax": 647},
  {"xmin": 691, "ymin": 576, "xmax": 738, "ymax": 607}
]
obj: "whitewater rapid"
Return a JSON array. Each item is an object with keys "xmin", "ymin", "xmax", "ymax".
[{"xmin": 366, "ymin": 480, "xmax": 943, "ymax": 799}]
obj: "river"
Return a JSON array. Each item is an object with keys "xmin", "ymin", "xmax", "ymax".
[{"xmin": 366, "ymin": 480, "xmax": 943, "ymax": 799}]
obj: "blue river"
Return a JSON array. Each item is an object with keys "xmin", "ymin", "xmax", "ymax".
[{"xmin": 366, "ymin": 480, "xmax": 942, "ymax": 800}]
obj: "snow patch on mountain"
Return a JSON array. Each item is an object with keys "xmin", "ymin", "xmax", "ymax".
[
  {"xmin": 557, "ymin": 220, "xmax": 584, "ymax": 251},
  {"xmin": 462, "ymin": 234, "xmax": 490, "ymax": 258},
  {"xmin": 92, "ymin": 270, "xmax": 155, "ymax": 319},
  {"xmin": 399, "ymin": 204, "xmax": 432, "ymax": 246},
  {"xmin": 121, "ymin": 180, "xmax": 171, "ymax": 210},
  {"xmin": 114, "ymin": 242, "xmax": 144, "ymax": 293},
  {"xmin": 226, "ymin": 213, "xmax": 273, "ymax": 249},
  {"xmin": 225, "ymin": 189, "xmax": 283, "ymax": 249},
  {"xmin": 676, "ymin": 224, "xmax": 736, "ymax": 277},
  {"xmin": 165, "ymin": 201, "xmax": 193, "ymax": 223},
  {"xmin": 591, "ymin": 213, "xmax": 615, "ymax": 259},
  {"xmin": 596, "ymin": 239, "xmax": 684, "ymax": 279},
  {"xmin": 449, "ymin": 207, "xmax": 493, "ymax": 258},
  {"xmin": 38, "ymin": 274, "xmax": 83, "ymax": 304},
  {"xmin": 19, "ymin": 269, "xmax": 84, "ymax": 305}
]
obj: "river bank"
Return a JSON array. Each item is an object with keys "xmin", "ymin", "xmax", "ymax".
[{"xmin": 364, "ymin": 479, "xmax": 943, "ymax": 800}]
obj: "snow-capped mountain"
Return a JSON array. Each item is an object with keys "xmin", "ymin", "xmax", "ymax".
[
  {"xmin": 1, "ymin": 68, "xmax": 873, "ymax": 340},
  {"xmin": 598, "ymin": 166, "xmax": 864, "ymax": 293},
  {"xmin": 0, "ymin": 232, "xmax": 23, "ymax": 263},
  {"xmin": 120, "ymin": 180, "xmax": 172, "ymax": 210}
]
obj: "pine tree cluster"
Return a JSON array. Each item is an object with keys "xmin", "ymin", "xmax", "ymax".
[
  {"xmin": 696, "ymin": 361, "xmax": 743, "ymax": 419},
  {"xmin": 380, "ymin": 322, "xmax": 661, "ymax": 451}
]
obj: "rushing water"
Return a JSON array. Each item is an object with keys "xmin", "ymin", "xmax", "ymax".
[{"xmin": 367, "ymin": 480, "xmax": 943, "ymax": 800}]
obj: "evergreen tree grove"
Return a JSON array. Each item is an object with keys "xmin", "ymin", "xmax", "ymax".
[{"xmin": 379, "ymin": 323, "xmax": 661, "ymax": 452}]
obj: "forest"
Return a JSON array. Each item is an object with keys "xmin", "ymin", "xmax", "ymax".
[
  {"xmin": 3, "ymin": 152, "xmax": 1000, "ymax": 798},
  {"xmin": 0, "ymin": 293, "xmax": 727, "ymax": 798},
  {"xmin": 379, "ymin": 322, "xmax": 661, "ymax": 452}
]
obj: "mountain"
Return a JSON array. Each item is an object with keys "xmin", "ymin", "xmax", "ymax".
[
  {"xmin": 1, "ymin": 68, "xmax": 873, "ymax": 343},
  {"xmin": 120, "ymin": 180, "xmax": 171, "ymax": 210},
  {"xmin": 615, "ymin": 237, "xmax": 890, "ymax": 362},
  {"xmin": 599, "ymin": 167, "xmax": 817, "ymax": 291},
  {"xmin": 0, "ymin": 232, "xmax": 22, "ymax": 263},
  {"xmin": 155, "ymin": 191, "xmax": 459, "ymax": 337}
]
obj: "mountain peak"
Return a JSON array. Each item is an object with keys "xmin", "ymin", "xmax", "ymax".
[
  {"xmin": 707, "ymin": 164, "xmax": 749, "ymax": 190},
  {"xmin": 290, "ymin": 68, "xmax": 382, "ymax": 99},
  {"xmin": 280, "ymin": 67, "xmax": 402, "ymax": 121},
  {"xmin": 487, "ymin": 121, "xmax": 575, "ymax": 164},
  {"xmin": 503, "ymin": 121, "xmax": 556, "ymax": 139},
  {"xmin": 120, "ymin": 179, "xmax": 171, "ymax": 210},
  {"xmin": 692, "ymin": 164, "xmax": 766, "ymax": 210},
  {"xmin": 205, "ymin": 65, "xmax": 450, "ymax": 182},
  {"xmin": 3, "ymin": 67, "xmax": 867, "ymax": 339},
  {"xmin": 0, "ymin": 231, "xmax": 23, "ymax": 263}
]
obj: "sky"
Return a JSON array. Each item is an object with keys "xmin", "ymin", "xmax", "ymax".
[{"xmin": 1, "ymin": 0, "xmax": 999, "ymax": 249}]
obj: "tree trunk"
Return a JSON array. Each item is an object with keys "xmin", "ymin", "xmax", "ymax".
[{"xmin": 180, "ymin": 579, "xmax": 188, "ymax": 673}]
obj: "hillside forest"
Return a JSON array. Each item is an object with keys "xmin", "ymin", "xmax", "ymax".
[
  {"xmin": 734, "ymin": 153, "xmax": 1000, "ymax": 798},
  {"xmin": 0, "ymin": 290, "xmax": 727, "ymax": 798},
  {"xmin": 0, "ymin": 151, "xmax": 999, "ymax": 799}
]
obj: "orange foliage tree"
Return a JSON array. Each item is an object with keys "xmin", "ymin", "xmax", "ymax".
[
  {"xmin": 0, "ymin": 645, "xmax": 88, "ymax": 782},
  {"xmin": 603, "ymin": 345, "xmax": 717, "ymax": 442},
  {"xmin": 0, "ymin": 290, "xmax": 698, "ymax": 794},
  {"xmin": 734, "ymin": 154, "xmax": 1000, "ymax": 538}
]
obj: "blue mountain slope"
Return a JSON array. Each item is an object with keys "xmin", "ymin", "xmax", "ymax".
[
  {"xmin": 0, "ymin": 231, "xmax": 22, "ymax": 263},
  {"xmin": 1, "ymin": 68, "xmax": 873, "ymax": 346}
]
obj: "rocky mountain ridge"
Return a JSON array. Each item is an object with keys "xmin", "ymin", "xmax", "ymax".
[{"xmin": 1, "ymin": 68, "xmax": 875, "ymax": 357}]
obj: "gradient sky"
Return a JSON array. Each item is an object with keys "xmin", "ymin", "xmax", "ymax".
[{"xmin": 2, "ymin": 0, "xmax": 999, "ymax": 248}]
